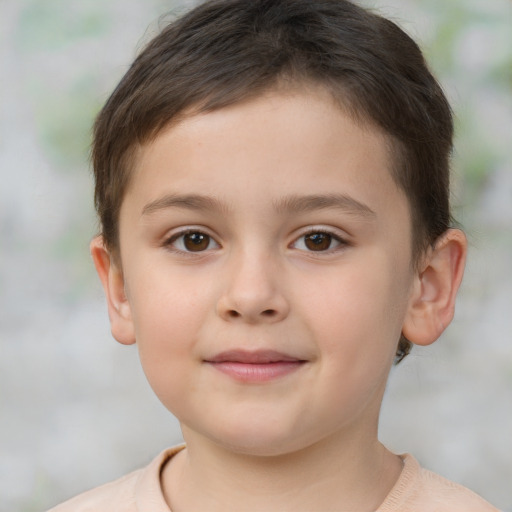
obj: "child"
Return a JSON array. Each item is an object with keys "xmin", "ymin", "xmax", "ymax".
[{"xmin": 49, "ymin": 0, "xmax": 499, "ymax": 510}]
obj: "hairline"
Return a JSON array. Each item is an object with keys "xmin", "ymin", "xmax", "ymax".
[{"xmin": 106, "ymin": 80, "xmax": 422, "ymax": 270}]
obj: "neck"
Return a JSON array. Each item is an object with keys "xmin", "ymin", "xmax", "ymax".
[{"xmin": 162, "ymin": 425, "xmax": 402, "ymax": 512}]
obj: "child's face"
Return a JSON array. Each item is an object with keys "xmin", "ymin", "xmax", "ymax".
[{"xmin": 113, "ymin": 88, "xmax": 417, "ymax": 455}]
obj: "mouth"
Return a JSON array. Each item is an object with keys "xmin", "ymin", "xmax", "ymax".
[{"xmin": 204, "ymin": 350, "xmax": 307, "ymax": 383}]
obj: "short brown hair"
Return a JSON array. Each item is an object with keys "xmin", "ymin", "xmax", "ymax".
[{"xmin": 92, "ymin": 0, "xmax": 455, "ymax": 362}]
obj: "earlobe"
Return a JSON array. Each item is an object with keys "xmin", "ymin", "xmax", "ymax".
[
  {"xmin": 402, "ymin": 229, "xmax": 467, "ymax": 346},
  {"xmin": 90, "ymin": 236, "xmax": 136, "ymax": 346}
]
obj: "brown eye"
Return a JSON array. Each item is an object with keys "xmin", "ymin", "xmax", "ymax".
[
  {"xmin": 183, "ymin": 232, "xmax": 211, "ymax": 251},
  {"xmin": 167, "ymin": 230, "xmax": 219, "ymax": 253},
  {"xmin": 304, "ymin": 233, "xmax": 333, "ymax": 251},
  {"xmin": 292, "ymin": 230, "xmax": 344, "ymax": 253}
]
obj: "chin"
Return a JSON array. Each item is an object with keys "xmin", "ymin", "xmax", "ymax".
[
  {"xmin": 204, "ymin": 421, "xmax": 318, "ymax": 458},
  {"xmin": 219, "ymin": 440, "xmax": 298, "ymax": 458},
  {"xmin": 178, "ymin": 399, "xmax": 328, "ymax": 457}
]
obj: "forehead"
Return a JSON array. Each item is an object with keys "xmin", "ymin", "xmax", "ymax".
[{"xmin": 122, "ymin": 88, "xmax": 408, "ymax": 226}]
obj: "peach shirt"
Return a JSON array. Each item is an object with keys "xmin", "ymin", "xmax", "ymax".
[{"xmin": 48, "ymin": 445, "xmax": 499, "ymax": 511}]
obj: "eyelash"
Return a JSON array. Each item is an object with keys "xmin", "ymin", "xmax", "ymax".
[
  {"xmin": 164, "ymin": 228, "xmax": 220, "ymax": 254},
  {"xmin": 163, "ymin": 228, "xmax": 348, "ymax": 255},
  {"xmin": 291, "ymin": 229, "xmax": 348, "ymax": 253}
]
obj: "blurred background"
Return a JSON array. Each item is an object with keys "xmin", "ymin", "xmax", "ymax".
[{"xmin": 0, "ymin": 0, "xmax": 511, "ymax": 510}]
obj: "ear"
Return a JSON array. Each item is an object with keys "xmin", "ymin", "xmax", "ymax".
[
  {"xmin": 402, "ymin": 229, "xmax": 467, "ymax": 346},
  {"xmin": 90, "ymin": 236, "xmax": 136, "ymax": 345}
]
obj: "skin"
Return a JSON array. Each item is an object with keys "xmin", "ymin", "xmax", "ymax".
[{"xmin": 92, "ymin": 87, "xmax": 467, "ymax": 511}]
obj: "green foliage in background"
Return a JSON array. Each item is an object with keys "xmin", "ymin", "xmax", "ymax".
[
  {"xmin": 17, "ymin": 0, "xmax": 108, "ymax": 51},
  {"xmin": 421, "ymin": 0, "xmax": 512, "ymax": 207},
  {"xmin": 11, "ymin": 0, "xmax": 512, "ymax": 293}
]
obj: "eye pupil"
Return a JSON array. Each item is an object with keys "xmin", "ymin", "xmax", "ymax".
[
  {"xmin": 305, "ymin": 233, "xmax": 331, "ymax": 251},
  {"xmin": 184, "ymin": 232, "xmax": 210, "ymax": 251}
]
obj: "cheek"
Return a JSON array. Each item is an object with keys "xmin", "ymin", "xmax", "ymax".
[
  {"xmin": 297, "ymin": 254, "xmax": 410, "ymax": 361},
  {"xmin": 126, "ymin": 270, "xmax": 211, "ymax": 403},
  {"xmin": 129, "ymin": 263, "xmax": 210, "ymax": 339},
  {"xmin": 296, "ymin": 259, "xmax": 410, "ymax": 419}
]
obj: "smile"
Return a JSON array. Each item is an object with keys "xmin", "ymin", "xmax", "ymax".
[{"xmin": 204, "ymin": 350, "xmax": 307, "ymax": 383}]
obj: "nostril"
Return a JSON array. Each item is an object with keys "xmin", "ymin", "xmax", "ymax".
[
  {"xmin": 261, "ymin": 309, "xmax": 276, "ymax": 317},
  {"xmin": 228, "ymin": 310, "xmax": 241, "ymax": 318}
]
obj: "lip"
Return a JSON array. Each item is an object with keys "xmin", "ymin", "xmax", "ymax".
[{"xmin": 204, "ymin": 350, "xmax": 307, "ymax": 383}]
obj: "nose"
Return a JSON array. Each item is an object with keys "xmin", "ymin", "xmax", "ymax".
[{"xmin": 216, "ymin": 249, "xmax": 290, "ymax": 324}]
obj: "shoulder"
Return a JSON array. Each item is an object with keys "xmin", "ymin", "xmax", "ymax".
[
  {"xmin": 47, "ymin": 446, "xmax": 185, "ymax": 512},
  {"xmin": 46, "ymin": 469, "xmax": 141, "ymax": 512},
  {"xmin": 378, "ymin": 454, "xmax": 499, "ymax": 512},
  {"xmin": 414, "ymin": 465, "xmax": 499, "ymax": 512}
]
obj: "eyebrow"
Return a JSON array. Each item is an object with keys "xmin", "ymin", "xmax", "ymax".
[
  {"xmin": 141, "ymin": 192, "xmax": 376, "ymax": 219},
  {"xmin": 141, "ymin": 194, "xmax": 228, "ymax": 216},
  {"xmin": 273, "ymin": 194, "xmax": 376, "ymax": 218}
]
